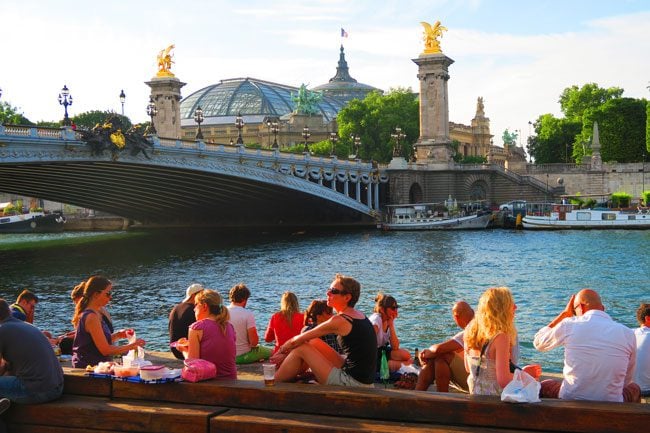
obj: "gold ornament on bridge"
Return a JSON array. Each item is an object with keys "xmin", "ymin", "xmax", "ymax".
[
  {"xmin": 420, "ymin": 21, "xmax": 447, "ymax": 54},
  {"xmin": 156, "ymin": 44, "xmax": 175, "ymax": 77}
]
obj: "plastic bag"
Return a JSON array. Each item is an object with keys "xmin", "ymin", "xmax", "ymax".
[
  {"xmin": 501, "ymin": 369, "xmax": 541, "ymax": 403},
  {"xmin": 126, "ymin": 329, "xmax": 144, "ymax": 361},
  {"xmin": 181, "ymin": 358, "xmax": 217, "ymax": 383}
]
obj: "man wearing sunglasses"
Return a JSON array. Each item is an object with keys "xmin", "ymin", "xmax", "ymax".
[{"xmin": 534, "ymin": 289, "xmax": 640, "ymax": 402}]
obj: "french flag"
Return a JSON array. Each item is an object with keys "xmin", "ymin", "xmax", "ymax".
[{"xmin": 340, "ymin": 28, "xmax": 348, "ymax": 38}]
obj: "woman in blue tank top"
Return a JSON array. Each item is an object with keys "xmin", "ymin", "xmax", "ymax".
[{"xmin": 275, "ymin": 274, "xmax": 376, "ymax": 387}]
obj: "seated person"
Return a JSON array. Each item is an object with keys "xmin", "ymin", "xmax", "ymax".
[
  {"xmin": 302, "ymin": 299, "xmax": 341, "ymax": 353},
  {"xmin": 227, "ymin": 283, "xmax": 271, "ymax": 364},
  {"xmin": 10, "ymin": 289, "xmax": 38, "ymax": 323},
  {"xmin": 534, "ymin": 289, "xmax": 639, "ymax": 402},
  {"xmin": 168, "ymin": 283, "xmax": 204, "ymax": 360},
  {"xmin": 0, "ymin": 298, "xmax": 64, "ymax": 404},
  {"xmin": 275, "ymin": 274, "xmax": 376, "ymax": 387},
  {"xmin": 71, "ymin": 276, "xmax": 145, "ymax": 368},
  {"xmin": 633, "ymin": 303, "xmax": 650, "ymax": 397},
  {"xmin": 416, "ymin": 301, "xmax": 474, "ymax": 392},
  {"xmin": 265, "ymin": 291, "xmax": 303, "ymax": 354},
  {"xmin": 368, "ymin": 293, "xmax": 412, "ymax": 372},
  {"xmin": 177, "ymin": 289, "xmax": 236, "ymax": 380}
]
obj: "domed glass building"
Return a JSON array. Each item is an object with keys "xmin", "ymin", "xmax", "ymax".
[{"xmin": 178, "ymin": 46, "xmax": 380, "ymax": 146}]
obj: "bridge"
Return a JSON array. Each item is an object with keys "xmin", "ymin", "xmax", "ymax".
[{"xmin": 0, "ymin": 125, "xmax": 387, "ymax": 228}]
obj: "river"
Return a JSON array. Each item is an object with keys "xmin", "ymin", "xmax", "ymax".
[{"xmin": 1, "ymin": 228, "xmax": 648, "ymax": 373}]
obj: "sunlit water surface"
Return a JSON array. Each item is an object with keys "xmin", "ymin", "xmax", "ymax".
[{"xmin": 1, "ymin": 229, "xmax": 648, "ymax": 373}]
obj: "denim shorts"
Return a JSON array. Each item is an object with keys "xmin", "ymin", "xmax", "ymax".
[{"xmin": 326, "ymin": 367, "xmax": 373, "ymax": 388}]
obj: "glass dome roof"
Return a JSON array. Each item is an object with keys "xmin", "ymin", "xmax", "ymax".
[{"xmin": 180, "ymin": 77, "xmax": 345, "ymax": 124}]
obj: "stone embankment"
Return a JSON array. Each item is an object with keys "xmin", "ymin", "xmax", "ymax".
[{"xmin": 63, "ymin": 215, "xmax": 131, "ymax": 231}]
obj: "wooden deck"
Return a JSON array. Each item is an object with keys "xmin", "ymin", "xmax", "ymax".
[{"xmin": 4, "ymin": 367, "xmax": 650, "ymax": 433}]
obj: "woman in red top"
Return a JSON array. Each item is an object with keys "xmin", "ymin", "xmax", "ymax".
[{"xmin": 265, "ymin": 291, "xmax": 302, "ymax": 353}]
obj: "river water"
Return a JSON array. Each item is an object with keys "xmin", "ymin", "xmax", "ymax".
[{"xmin": 1, "ymin": 228, "xmax": 648, "ymax": 373}]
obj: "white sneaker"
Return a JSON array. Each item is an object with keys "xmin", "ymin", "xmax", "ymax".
[{"xmin": 0, "ymin": 398, "xmax": 10, "ymax": 415}]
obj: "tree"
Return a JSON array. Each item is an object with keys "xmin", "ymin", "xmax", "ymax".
[
  {"xmin": 0, "ymin": 101, "xmax": 32, "ymax": 125},
  {"xmin": 559, "ymin": 83, "xmax": 623, "ymax": 121},
  {"xmin": 590, "ymin": 98, "xmax": 647, "ymax": 163},
  {"xmin": 337, "ymin": 88, "xmax": 419, "ymax": 163},
  {"xmin": 527, "ymin": 114, "xmax": 580, "ymax": 164},
  {"xmin": 72, "ymin": 110, "xmax": 132, "ymax": 131}
]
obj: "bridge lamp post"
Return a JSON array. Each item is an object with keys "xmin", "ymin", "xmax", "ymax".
[
  {"xmin": 302, "ymin": 126, "xmax": 311, "ymax": 152},
  {"xmin": 235, "ymin": 112, "xmax": 244, "ymax": 145},
  {"xmin": 329, "ymin": 132, "xmax": 338, "ymax": 156},
  {"xmin": 271, "ymin": 121, "xmax": 279, "ymax": 149},
  {"xmin": 119, "ymin": 89, "xmax": 126, "ymax": 116},
  {"xmin": 194, "ymin": 106, "xmax": 205, "ymax": 140},
  {"xmin": 391, "ymin": 127, "xmax": 406, "ymax": 157},
  {"xmin": 351, "ymin": 134, "xmax": 361, "ymax": 159},
  {"xmin": 58, "ymin": 84, "xmax": 73, "ymax": 126},
  {"xmin": 146, "ymin": 96, "xmax": 158, "ymax": 135}
]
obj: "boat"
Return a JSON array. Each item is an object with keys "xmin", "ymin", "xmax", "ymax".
[
  {"xmin": 522, "ymin": 202, "xmax": 650, "ymax": 229},
  {"xmin": 382, "ymin": 199, "xmax": 493, "ymax": 231},
  {"xmin": 0, "ymin": 205, "xmax": 66, "ymax": 233}
]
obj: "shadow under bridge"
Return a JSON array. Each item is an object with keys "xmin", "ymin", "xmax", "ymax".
[{"xmin": 0, "ymin": 127, "xmax": 387, "ymax": 228}]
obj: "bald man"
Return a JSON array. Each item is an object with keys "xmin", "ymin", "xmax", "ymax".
[
  {"xmin": 416, "ymin": 301, "xmax": 474, "ymax": 392},
  {"xmin": 534, "ymin": 289, "xmax": 640, "ymax": 402}
]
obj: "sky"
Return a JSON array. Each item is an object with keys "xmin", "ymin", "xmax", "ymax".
[{"xmin": 1, "ymin": 0, "xmax": 649, "ymax": 147}]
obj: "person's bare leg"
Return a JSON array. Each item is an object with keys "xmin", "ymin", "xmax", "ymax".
[
  {"xmin": 275, "ymin": 343, "xmax": 338, "ymax": 384},
  {"xmin": 415, "ymin": 358, "xmax": 435, "ymax": 391},
  {"xmin": 434, "ymin": 352, "xmax": 455, "ymax": 392}
]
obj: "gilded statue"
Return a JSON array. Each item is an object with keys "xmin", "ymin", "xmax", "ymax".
[
  {"xmin": 292, "ymin": 84, "xmax": 322, "ymax": 115},
  {"xmin": 420, "ymin": 21, "xmax": 447, "ymax": 54},
  {"xmin": 156, "ymin": 44, "xmax": 175, "ymax": 77}
]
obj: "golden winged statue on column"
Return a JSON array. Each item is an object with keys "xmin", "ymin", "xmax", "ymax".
[
  {"xmin": 420, "ymin": 21, "xmax": 447, "ymax": 54},
  {"xmin": 156, "ymin": 44, "xmax": 175, "ymax": 77}
]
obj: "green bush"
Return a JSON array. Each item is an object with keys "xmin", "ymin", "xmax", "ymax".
[
  {"xmin": 2, "ymin": 204, "xmax": 16, "ymax": 215},
  {"xmin": 642, "ymin": 191, "xmax": 650, "ymax": 206},
  {"xmin": 583, "ymin": 198, "xmax": 597, "ymax": 209},
  {"xmin": 611, "ymin": 192, "xmax": 632, "ymax": 208}
]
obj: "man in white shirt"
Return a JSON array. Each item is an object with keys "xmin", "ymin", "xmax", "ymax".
[
  {"xmin": 633, "ymin": 303, "xmax": 650, "ymax": 396},
  {"xmin": 416, "ymin": 301, "xmax": 474, "ymax": 392},
  {"xmin": 533, "ymin": 289, "xmax": 640, "ymax": 402},
  {"xmin": 227, "ymin": 283, "xmax": 271, "ymax": 364}
]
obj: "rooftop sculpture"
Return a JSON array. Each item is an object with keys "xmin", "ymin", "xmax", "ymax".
[
  {"xmin": 420, "ymin": 21, "xmax": 447, "ymax": 54},
  {"xmin": 292, "ymin": 84, "xmax": 323, "ymax": 115},
  {"xmin": 156, "ymin": 44, "xmax": 175, "ymax": 77}
]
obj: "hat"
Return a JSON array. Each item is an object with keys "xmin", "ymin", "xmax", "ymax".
[{"xmin": 183, "ymin": 284, "xmax": 204, "ymax": 302}]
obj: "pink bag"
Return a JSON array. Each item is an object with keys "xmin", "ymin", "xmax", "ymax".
[{"xmin": 181, "ymin": 358, "xmax": 217, "ymax": 382}]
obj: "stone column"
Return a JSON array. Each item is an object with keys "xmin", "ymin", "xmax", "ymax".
[
  {"xmin": 412, "ymin": 53, "xmax": 454, "ymax": 165},
  {"xmin": 145, "ymin": 77, "xmax": 186, "ymax": 139}
]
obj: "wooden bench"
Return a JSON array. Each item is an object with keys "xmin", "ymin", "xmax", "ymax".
[
  {"xmin": 4, "ymin": 371, "xmax": 649, "ymax": 433},
  {"xmin": 4, "ymin": 394, "xmax": 226, "ymax": 433}
]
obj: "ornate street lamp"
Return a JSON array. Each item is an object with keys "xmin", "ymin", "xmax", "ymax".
[
  {"xmin": 351, "ymin": 134, "xmax": 361, "ymax": 158},
  {"xmin": 146, "ymin": 96, "xmax": 158, "ymax": 134},
  {"xmin": 271, "ymin": 121, "xmax": 280, "ymax": 149},
  {"xmin": 235, "ymin": 112, "xmax": 244, "ymax": 145},
  {"xmin": 329, "ymin": 132, "xmax": 338, "ymax": 156},
  {"xmin": 391, "ymin": 126, "xmax": 406, "ymax": 157},
  {"xmin": 266, "ymin": 119, "xmax": 272, "ymax": 146},
  {"xmin": 193, "ymin": 106, "xmax": 204, "ymax": 140},
  {"xmin": 302, "ymin": 126, "xmax": 311, "ymax": 152},
  {"xmin": 58, "ymin": 84, "xmax": 73, "ymax": 126},
  {"xmin": 119, "ymin": 89, "xmax": 126, "ymax": 116}
]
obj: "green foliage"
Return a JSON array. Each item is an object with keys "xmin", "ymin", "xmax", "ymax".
[
  {"xmin": 309, "ymin": 140, "xmax": 335, "ymax": 157},
  {"xmin": 591, "ymin": 98, "xmax": 647, "ymax": 163},
  {"xmin": 461, "ymin": 155, "xmax": 487, "ymax": 164},
  {"xmin": 610, "ymin": 192, "xmax": 632, "ymax": 208},
  {"xmin": 244, "ymin": 142, "xmax": 262, "ymax": 149},
  {"xmin": 559, "ymin": 83, "xmax": 623, "ymax": 121},
  {"xmin": 527, "ymin": 114, "xmax": 581, "ymax": 163},
  {"xmin": 72, "ymin": 110, "xmax": 132, "ymax": 131},
  {"xmin": 642, "ymin": 191, "xmax": 650, "ymax": 206},
  {"xmin": 646, "ymin": 100, "xmax": 650, "ymax": 155},
  {"xmin": 337, "ymin": 88, "xmax": 419, "ymax": 163},
  {"xmin": 2, "ymin": 203, "xmax": 16, "ymax": 215},
  {"xmin": 0, "ymin": 101, "xmax": 32, "ymax": 125},
  {"xmin": 35, "ymin": 120, "xmax": 60, "ymax": 128},
  {"xmin": 583, "ymin": 198, "xmax": 597, "ymax": 209}
]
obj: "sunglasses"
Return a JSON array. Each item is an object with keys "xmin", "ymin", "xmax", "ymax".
[
  {"xmin": 327, "ymin": 288, "xmax": 347, "ymax": 296},
  {"xmin": 104, "ymin": 291, "xmax": 113, "ymax": 298},
  {"xmin": 388, "ymin": 305, "xmax": 400, "ymax": 310}
]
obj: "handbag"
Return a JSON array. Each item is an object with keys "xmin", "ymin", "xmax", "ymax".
[
  {"xmin": 181, "ymin": 358, "xmax": 217, "ymax": 383},
  {"xmin": 500, "ymin": 369, "xmax": 541, "ymax": 403}
]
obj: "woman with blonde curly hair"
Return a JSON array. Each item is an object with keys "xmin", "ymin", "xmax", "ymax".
[
  {"xmin": 464, "ymin": 287, "xmax": 540, "ymax": 395},
  {"xmin": 178, "ymin": 289, "xmax": 237, "ymax": 379}
]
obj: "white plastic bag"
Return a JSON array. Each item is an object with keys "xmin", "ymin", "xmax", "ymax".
[
  {"xmin": 125, "ymin": 329, "xmax": 145, "ymax": 362},
  {"xmin": 500, "ymin": 369, "xmax": 541, "ymax": 403}
]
